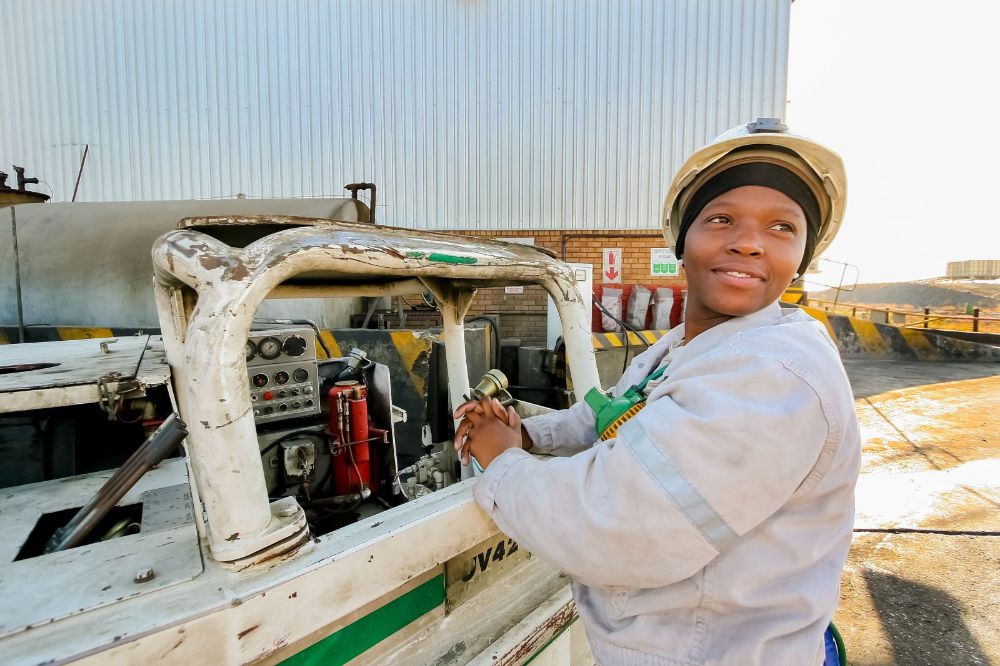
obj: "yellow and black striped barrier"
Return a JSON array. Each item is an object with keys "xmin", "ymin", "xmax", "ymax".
[
  {"xmin": 801, "ymin": 306, "xmax": 1000, "ymax": 362},
  {"xmin": 591, "ymin": 330, "xmax": 669, "ymax": 350}
]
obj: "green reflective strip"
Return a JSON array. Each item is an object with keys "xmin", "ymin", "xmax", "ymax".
[
  {"xmin": 427, "ymin": 253, "xmax": 477, "ymax": 264},
  {"xmin": 280, "ymin": 574, "xmax": 445, "ymax": 666}
]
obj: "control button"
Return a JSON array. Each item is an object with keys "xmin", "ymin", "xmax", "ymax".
[
  {"xmin": 263, "ymin": 391, "xmax": 274, "ymax": 401},
  {"xmin": 293, "ymin": 368, "xmax": 309, "ymax": 383},
  {"xmin": 262, "ymin": 406, "xmax": 273, "ymax": 415},
  {"xmin": 251, "ymin": 394, "xmax": 258, "ymax": 402},
  {"xmin": 278, "ymin": 403, "xmax": 289, "ymax": 412},
  {"xmin": 290, "ymin": 388, "xmax": 301, "ymax": 396},
  {"xmin": 304, "ymin": 399, "xmax": 314, "ymax": 408},
  {"xmin": 277, "ymin": 389, "xmax": 287, "ymax": 398},
  {"xmin": 303, "ymin": 386, "xmax": 314, "ymax": 395},
  {"xmin": 253, "ymin": 409, "xmax": 261, "ymax": 417},
  {"xmin": 291, "ymin": 401, "xmax": 301, "ymax": 409}
]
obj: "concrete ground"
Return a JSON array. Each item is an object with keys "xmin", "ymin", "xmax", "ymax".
[{"xmin": 837, "ymin": 359, "xmax": 1000, "ymax": 665}]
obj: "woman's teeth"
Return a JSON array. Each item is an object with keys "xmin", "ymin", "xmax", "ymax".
[{"xmin": 724, "ymin": 271, "xmax": 754, "ymax": 279}]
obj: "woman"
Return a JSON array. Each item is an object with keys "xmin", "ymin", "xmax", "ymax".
[{"xmin": 455, "ymin": 119, "xmax": 859, "ymax": 665}]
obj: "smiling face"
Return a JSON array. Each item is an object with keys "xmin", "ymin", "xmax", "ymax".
[{"xmin": 681, "ymin": 185, "xmax": 808, "ymax": 338}]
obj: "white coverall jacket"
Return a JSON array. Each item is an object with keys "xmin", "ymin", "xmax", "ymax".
[{"xmin": 473, "ymin": 301, "xmax": 861, "ymax": 665}]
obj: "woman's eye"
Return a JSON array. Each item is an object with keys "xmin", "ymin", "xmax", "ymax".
[
  {"xmin": 706, "ymin": 215, "xmax": 731, "ymax": 225},
  {"xmin": 770, "ymin": 221, "xmax": 795, "ymax": 233}
]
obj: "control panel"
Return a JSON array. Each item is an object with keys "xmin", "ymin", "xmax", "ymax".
[{"xmin": 246, "ymin": 328, "xmax": 321, "ymax": 424}]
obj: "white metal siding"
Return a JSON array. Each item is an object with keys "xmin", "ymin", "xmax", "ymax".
[{"xmin": 1, "ymin": 0, "xmax": 789, "ymax": 230}]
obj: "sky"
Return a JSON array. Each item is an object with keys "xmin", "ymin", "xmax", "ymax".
[{"xmin": 786, "ymin": 0, "xmax": 1000, "ymax": 285}]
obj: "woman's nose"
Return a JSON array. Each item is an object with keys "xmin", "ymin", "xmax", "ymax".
[{"xmin": 727, "ymin": 229, "xmax": 764, "ymax": 255}]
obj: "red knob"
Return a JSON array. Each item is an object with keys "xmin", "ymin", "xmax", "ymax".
[{"xmin": 263, "ymin": 391, "xmax": 274, "ymax": 401}]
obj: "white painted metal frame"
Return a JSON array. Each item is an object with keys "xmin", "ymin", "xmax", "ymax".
[{"xmin": 152, "ymin": 216, "xmax": 599, "ymax": 562}]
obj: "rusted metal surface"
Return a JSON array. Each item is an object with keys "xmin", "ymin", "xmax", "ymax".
[
  {"xmin": 344, "ymin": 182, "xmax": 377, "ymax": 225},
  {"xmin": 500, "ymin": 601, "xmax": 578, "ymax": 666}
]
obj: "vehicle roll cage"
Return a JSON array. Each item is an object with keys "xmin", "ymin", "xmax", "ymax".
[{"xmin": 152, "ymin": 216, "xmax": 600, "ymax": 563}]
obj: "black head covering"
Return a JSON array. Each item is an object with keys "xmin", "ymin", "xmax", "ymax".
[{"xmin": 675, "ymin": 162, "xmax": 820, "ymax": 276}]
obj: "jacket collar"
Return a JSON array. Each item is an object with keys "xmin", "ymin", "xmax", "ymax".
[{"xmin": 669, "ymin": 300, "xmax": 784, "ymax": 366}]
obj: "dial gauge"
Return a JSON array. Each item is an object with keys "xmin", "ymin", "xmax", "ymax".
[
  {"xmin": 244, "ymin": 340, "xmax": 257, "ymax": 362},
  {"xmin": 282, "ymin": 335, "xmax": 307, "ymax": 357},
  {"xmin": 251, "ymin": 373, "xmax": 268, "ymax": 388},
  {"xmin": 258, "ymin": 336, "xmax": 282, "ymax": 360},
  {"xmin": 274, "ymin": 370, "xmax": 290, "ymax": 385}
]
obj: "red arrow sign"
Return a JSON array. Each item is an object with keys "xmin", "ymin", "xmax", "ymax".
[{"xmin": 603, "ymin": 248, "xmax": 622, "ymax": 283}]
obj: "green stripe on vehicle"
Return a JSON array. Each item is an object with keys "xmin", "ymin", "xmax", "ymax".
[
  {"xmin": 280, "ymin": 574, "xmax": 445, "ymax": 666},
  {"xmin": 427, "ymin": 253, "xmax": 477, "ymax": 264}
]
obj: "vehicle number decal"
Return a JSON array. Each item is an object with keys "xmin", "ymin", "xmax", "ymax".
[{"xmin": 461, "ymin": 538, "xmax": 519, "ymax": 582}]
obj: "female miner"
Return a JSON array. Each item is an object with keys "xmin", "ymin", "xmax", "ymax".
[{"xmin": 455, "ymin": 118, "xmax": 860, "ymax": 665}]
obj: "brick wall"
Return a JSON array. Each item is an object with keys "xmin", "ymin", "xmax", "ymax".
[{"xmin": 450, "ymin": 229, "xmax": 688, "ymax": 347}]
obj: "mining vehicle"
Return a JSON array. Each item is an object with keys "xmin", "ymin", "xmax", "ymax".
[{"xmin": 0, "ymin": 211, "xmax": 602, "ymax": 664}]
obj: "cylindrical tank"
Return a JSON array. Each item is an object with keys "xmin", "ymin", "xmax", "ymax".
[{"xmin": 0, "ymin": 198, "xmax": 370, "ymax": 330}]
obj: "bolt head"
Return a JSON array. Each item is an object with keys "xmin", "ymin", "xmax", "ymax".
[
  {"xmin": 278, "ymin": 504, "xmax": 299, "ymax": 518},
  {"xmin": 133, "ymin": 567, "xmax": 155, "ymax": 584}
]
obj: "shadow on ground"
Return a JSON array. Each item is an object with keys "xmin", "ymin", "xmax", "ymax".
[{"xmin": 861, "ymin": 569, "xmax": 990, "ymax": 666}]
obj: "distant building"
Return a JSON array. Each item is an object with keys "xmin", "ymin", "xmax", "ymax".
[{"xmin": 947, "ymin": 260, "xmax": 1000, "ymax": 280}]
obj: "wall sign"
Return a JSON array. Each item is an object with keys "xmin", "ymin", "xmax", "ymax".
[
  {"xmin": 602, "ymin": 248, "xmax": 623, "ymax": 284},
  {"xmin": 650, "ymin": 248, "xmax": 679, "ymax": 276}
]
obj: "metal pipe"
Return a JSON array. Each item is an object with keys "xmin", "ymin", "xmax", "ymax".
[
  {"xmin": 58, "ymin": 443, "xmax": 150, "ymax": 534},
  {"xmin": 10, "ymin": 207, "xmax": 24, "ymax": 343},
  {"xmin": 46, "ymin": 415, "xmax": 188, "ymax": 553},
  {"xmin": 71, "ymin": 144, "xmax": 89, "ymax": 202},
  {"xmin": 344, "ymin": 182, "xmax": 377, "ymax": 225},
  {"xmin": 440, "ymin": 301, "xmax": 474, "ymax": 480}
]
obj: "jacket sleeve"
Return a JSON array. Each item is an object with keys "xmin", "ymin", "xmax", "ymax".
[
  {"xmin": 521, "ymin": 399, "xmax": 598, "ymax": 457},
  {"xmin": 521, "ymin": 337, "xmax": 673, "ymax": 457},
  {"xmin": 473, "ymin": 348, "xmax": 832, "ymax": 589}
]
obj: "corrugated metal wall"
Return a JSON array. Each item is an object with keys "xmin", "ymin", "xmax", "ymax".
[{"xmin": 0, "ymin": 0, "xmax": 789, "ymax": 230}]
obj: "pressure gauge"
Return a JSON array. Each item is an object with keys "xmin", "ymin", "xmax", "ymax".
[
  {"xmin": 251, "ymin": 373, "xmax": 269, "ymax": 388},
  {"xmin": 274, "ymin": 370, "xmax": 290, "ymax": 385},
  {"xmin": 244, "ymin": 340, "xmax": 257, "ymax": 362},
  {"xmin": 282, "ymin": 334, "xmax": 307, "ymax": 357},
  {"xmin": 258, "ymin": 336, "xmax": 282, "ymax": 360}
]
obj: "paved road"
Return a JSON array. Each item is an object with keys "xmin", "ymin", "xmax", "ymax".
[{"xmin": 837, "ymin": 360, "xmax": 1000, "ymax": 665}]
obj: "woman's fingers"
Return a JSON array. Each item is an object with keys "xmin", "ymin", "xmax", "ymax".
[
  {"xmin": 506, "ymin": 405, "xmax": 521, "ymax": 430},
  {"xmin": 454, "ymin": 418, "xmax": 473, "ymax": 451},
  {"xmin": 453, "ymin": 399, "xmax": 484, "ymax": 420},
  {"xmin": 489, "ymin": 397, "xmax": 508, "ymax": 422}
]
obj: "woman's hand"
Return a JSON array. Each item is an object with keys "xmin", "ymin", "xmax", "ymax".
[{"xmin": 453, "ymin": 397, "xmax": 524, "ymax": 469}]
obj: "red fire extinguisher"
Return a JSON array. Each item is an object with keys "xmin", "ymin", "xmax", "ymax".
[{"xmin": 327, "ymin": 380, "xmax": 377, "ymax": 496}]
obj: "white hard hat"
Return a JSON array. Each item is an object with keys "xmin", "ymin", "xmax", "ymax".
[{"xmin": 662, "ymin": 118, "xmax": 847, "ymax": 271}]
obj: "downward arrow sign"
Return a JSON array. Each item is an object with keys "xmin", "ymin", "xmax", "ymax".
[{"xmin": 603, "ymin": 248, "xmax": 623, "ymax": 283}]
